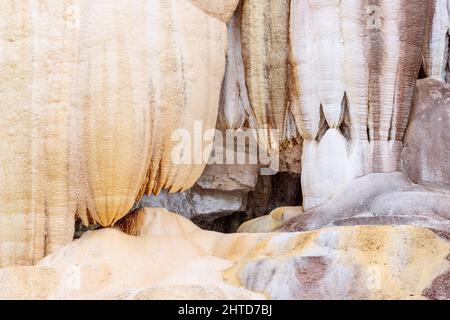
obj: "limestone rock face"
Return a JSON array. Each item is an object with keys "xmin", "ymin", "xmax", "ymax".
[
  {"xmin": 229, "ymin": 224, "xmax": 450, "ymax": 300},
  {"xmin": 0, "ymin": 0, "xmax": 233, "ymax": 267},
  {"xmin": 402, "ymin": 78, "xmax": 450, "ymax": 188},
  {"xmin": 0, "ymin": 209, "xmax": 448, "ymax": 300},
  {"xmin": 73, "ymin": 0, "xmax": 228, "ymax": 225},
  {"xmin": 1, "ymin": 0, "xmax": 449, "ymax": 301},
  {"xmin": 191, "ymin": 0, "xmax": 436, "ymax": 214}
]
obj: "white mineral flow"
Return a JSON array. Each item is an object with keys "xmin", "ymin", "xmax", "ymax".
[
  {"xmin": 290, "ymin": 0, "xmax": 429, "ymax": 208},
  {"xmin": 423, "ymin": 0, "xmax": 450, "ymax": 81},
  {"xmin": 0, "ymin": 0, "xmax": 234, "ymax": 267},
  {"xmin": 241, "ymin": 0, "xmax": 291, "ymax": 154}
]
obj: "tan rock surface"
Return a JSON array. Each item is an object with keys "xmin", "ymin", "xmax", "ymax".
[{"xmin": 0, "ymin": 209, "xmax": 448, "ymax": 300}]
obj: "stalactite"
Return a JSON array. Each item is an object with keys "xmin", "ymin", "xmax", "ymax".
[
  {"xmin": 241, "ymin": 0, "xmax": 292, "ymax": 153},
  {"xmin": 218, "ymin": 5, "xmax": 254, "ymax": 131},
  {"xmin": 290, "ymin": 0, "xmax": 429, "ymax": 208}
]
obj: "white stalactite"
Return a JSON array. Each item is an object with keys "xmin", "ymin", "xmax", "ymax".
[{"xmin": 291, "ymin": 0, "xmax": 429, "ymax": 208}]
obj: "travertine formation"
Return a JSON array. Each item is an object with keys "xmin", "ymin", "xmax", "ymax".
[
  {"xmin": 220, "ymin": 0, "xmax": 431, "ymax": 208},
  {"xmin": 190, "ymin": 0, "xmax": 240, "ymax": 22},
  {"xmin": 0, "ymin": 0, "xmax": 449, "ymax": 301},
  {"xmin": 290, "ymin": 0, "xmax": 429, "ymax": 208},
  {"xmin": 0, "ymin": 209, "xmax": 448, "ymax": 300},
  {"xmin": 0, "ymin": 0, "xmax": 236, "ymax": 267}
]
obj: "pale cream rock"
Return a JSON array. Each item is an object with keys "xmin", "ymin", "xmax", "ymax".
[
  {"xmin": 313, "ymin": 0, "xmax": 346, "ymax": 127},
  {"xmin": 290, "ymin": 0, "xmax": 321, "ymax": 141},
  {"xmin": 0, "ymin": 209, "xmax": 448, "ymax": 300},
  {"xmin": 0, "ymin": 0, "xmax": 78, "ymax": 268},
  {"xmin": 301, "ymin": 129, "xmax": 353, "ymax": 209},
  {"xmin": 73, "ymin": 0, "xmax": 227, "ymax": 218},
  {"xmin": 0, "ymin": 209, "xmax": 266, "ymax": 300},
  {"xmin": 0, "ymin": 0, "xmax": 232, "ymax": 267},
  {"xmin": 341, "ymin": 0, "xmax": 369, "ymax": 141}
]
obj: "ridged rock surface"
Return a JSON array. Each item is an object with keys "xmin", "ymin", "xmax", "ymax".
[
  {"xmin": 0, "ymin": 0, "xmax": 235, "ymax": 267},
  {"xmin": 0, "ymin": 209, "xmax": 448, "ymax": 300}
]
